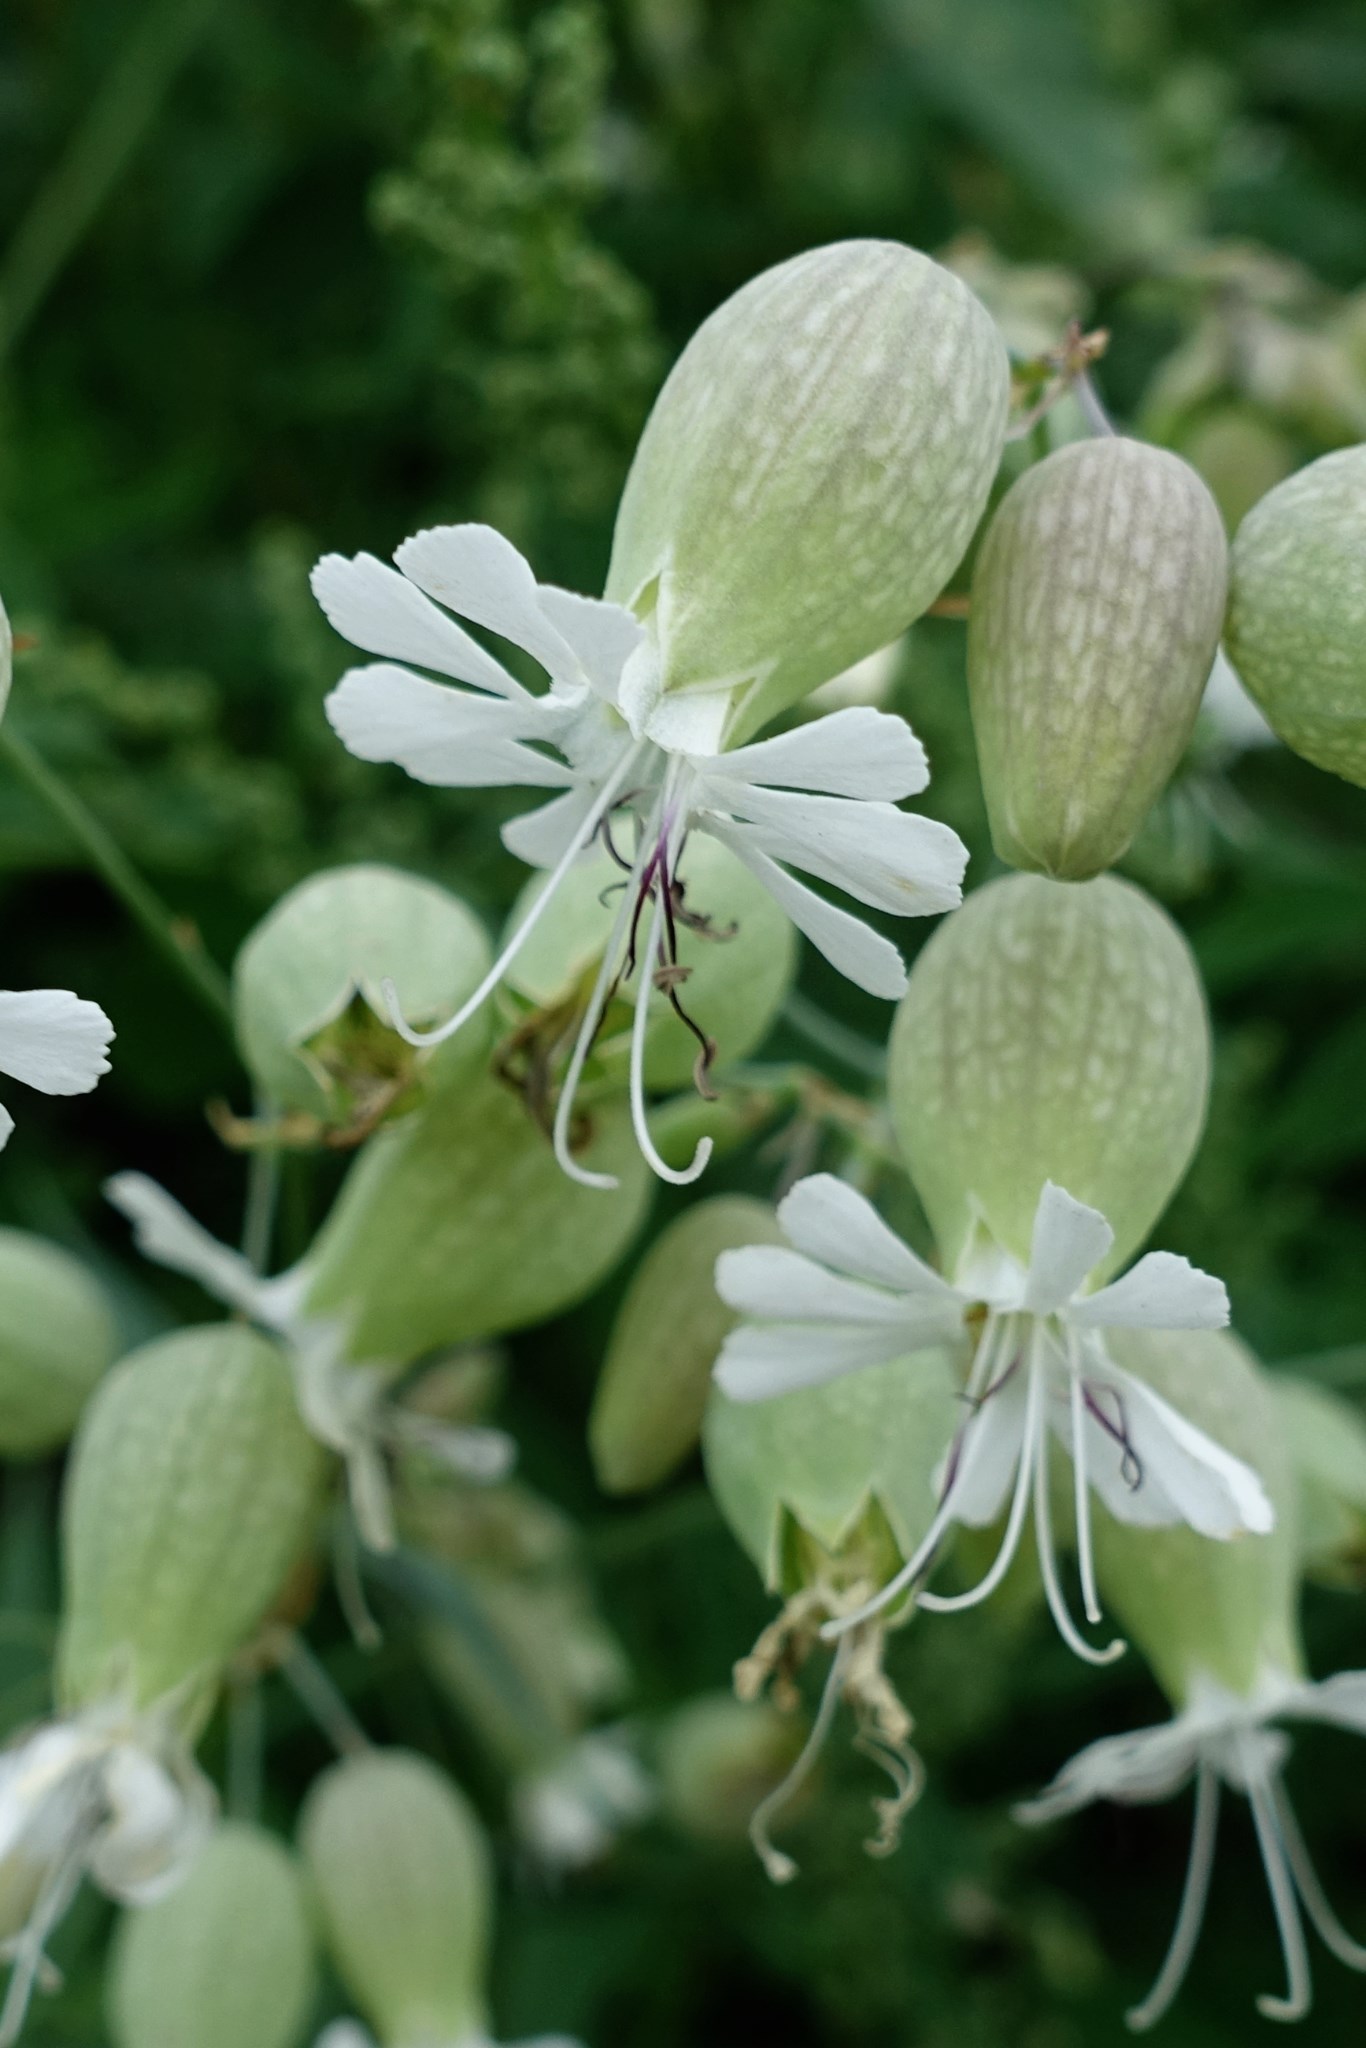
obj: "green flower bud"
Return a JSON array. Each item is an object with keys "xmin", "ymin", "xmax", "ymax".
[
  {"xmin": 703, "ymin": 1351, "xmax": 961, "ymax": 1598},
  {"xmin": 0, "ymin": 1227, "xmax": 116, "ymax": 1456},
  {"xmin": 299, "ymin": 1749, "xmax": 490, "ymax": 2047},
  {"xmin": 58, "ymin": 1326, "xmax": 325, "ymax": 1714},
  {"xmin": 1090, "ymin": 1329, "xmax": 1299, "ymax": 1703},
  {"xmin": 232, "ymin": 864, "xmax": 492, "ymax": 1125},
  {"xmin": 890, "ymin": 873, "xmax": 1209, "ymax": 1280},
  {"xmin": 656, "ymin": 1691, "xmax": 802, "ymax": 1847},
  {"xmin": 303, "ymin": 1064, "xmax": 651, "ymax": 1358},
  {"xmin": 606, "ymin": 240, "xmax": 1010, "ymax": 744},
  {"xmin": 968, "ymin": 438, "xmax": 1227, "ymax": 879},
  {"xmin": 1271, "ymin": 1374, "xmax": 1366, "ymax": 1588},
  {"xmin": 108, "ymin": 1822, "xmax": 316, "ymax": 2048},
  {"xmin": 590, "ymin": 1194, "xmax": 783, "ymax": 1494},
  {"xmin": 504, "ymin": 836, "xmax": 797, "ymax": 1092},
  {"xmin": 1225, "ymin": 445, "xmax": 1366, "ymax": 786}
]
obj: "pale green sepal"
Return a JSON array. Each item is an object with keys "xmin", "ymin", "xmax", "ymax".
[
  {"xmin": 58, "ymin": 1325, "xmax": 326, "ymax": 1713},
  {"xmin": 968, "ymin": 437, "xmax": 1227, "ymax": 877},
  {"xmin": 1271, "ymin": 1374, "xmax": 1366, "ymax": 1586},
  {"xmin": 0, "ymin": 1227, "xmax": 117, "ymax": 1456},
  {"xmin": 607, "ymin": 239, "xmax": 1010, "ymax": 743},
  {"xmin": 108, "ymin": 1822, "xmax": 316, "ymax": 2048},
  {"xmin": 591, "ymin": 1195, "xmax": 784, "ymax": 1494},
  {"xmin": 299, "ymin": 1749, "xmax": 490, "ymax": 2048},
  {"xmin": 890, "ymin": 872, "xmax": 1210, "ymax": 1279},
  {"xmin": 303, "ymin": 1066, "xmax": 652, "ymax": 1358},
  {"xmin": 1225, "ymin": 444, "xmax": 1366, "ymax": 787}
]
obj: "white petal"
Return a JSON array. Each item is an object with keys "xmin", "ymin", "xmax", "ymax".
[
  {"xmin": 616, "ymin": 638, "xmax": 664, "ymax": 738},
  {"xmin": 1287, "ymin": 1670, "xmax": 1366, "ymax": 1738},
  {"xmin": 394, "ymin": 525, "xmax": 581, "ymax": 685},
  {"xmin": 314, "ymin": 2027, "xmax": 378, "ymax": 2048},
  {"xmin": 711, "ymin": 785, "xmax": 966, "ymax": 916},
  {"xmin": 701, "ymin": 707, "xmax": 929, "ymax": 800},
  {"xmin": 713, "ymin": 1319, "xmax": 911, "ymax": 1400},
  {"xmin": 1072, "ymin": 1252, "xmax": 1230, "ymax": 1331},
  {"xmin": 715, "ymin": 1244, "xmax": 952, "ymax": 1334},
  {"xmin": 310, "ymin": 552, "xmax": 524, "ymax": 697},
  {"xmin": 774, "ymin": 1173, "xmax": 962, "ymax": 1299},
  {"xmin": 946, "ymin": 1371, "xmax": 1029, "ymax": 1526},
  {"xmin": 0, "ymin": 988, "xmax": 113, "ymax": 1095},
  {"xmin": 501, "ymin": 786, "xmax": 601, "ymax": 867},
  {"xmin": 0, "ymin": 1102, "xmax": 14, "ymax": 1149},
  {"xmin": 89, "ymin": 1744, "xmax": 216, "ymax": 1904},
  {"xmin": 325, "ymin": 664, "xmax": 574, "ymax": 790},
  {"xmin": 538, "ymin": 586, "xmax": 643, "ymax": 699},
  {"xmin": 707, "ymin": 826, "xmax": 908, "ymax": 997},
  {"xmin": 105, "ymin": 1171, "xmax": 270, "ymax": 1321},
  {"xmin": 1084, "ymin": 1362, "xmax": 1274, "ymax": 1539},
  {"xmin": 1023, "ymin": 1182, "xmax": 1113, "ymax": 1315},
  {"xmin": 1016, "ymin": 1719, "xmax": 1202, "ymax": 1823}
]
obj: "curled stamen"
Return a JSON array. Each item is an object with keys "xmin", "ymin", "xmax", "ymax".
[
  {"xmin": 1245, "ymin": 1747, "xmax": 1313, "ymax": 2022},
  {"xmin": 1127, "ymin": 1764, "xmax": 1222, "ymax": 2032},
  {"xmin": 1083, "ymin": 1383, "xmax": 1144, "ymax": 1491},
  {"xmin": 1272, "ymin": 1778, "xmax": 1366, "ymax": 1972},
  {"xmin": 852, "ymin": 1727, "xmax": 925, "ymax": 1859},
  {"xmin": 748, "ymin": 1633, "xmax": 853, "ymax": 1885},
  {"xmin": 1069, "ymin": 1350, "xmax": 1102, "ymax": 1626},
  {"xmin": 1032, "ymin": 1408, "xmax": 1125, "ymax": 1667},
  {"xmin": 551, "ymin": 841, "xmax": 646, "ymax": 1191},
  {"xmin": 627, "ymin": 873, "xmax": 712, "ymax": 1187}
]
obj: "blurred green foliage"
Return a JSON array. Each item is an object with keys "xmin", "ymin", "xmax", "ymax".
[{"xmin": 1, "ymin": 1, "xmax": 1365, "ymax": 2044}]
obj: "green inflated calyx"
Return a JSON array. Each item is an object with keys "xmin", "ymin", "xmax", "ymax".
[
  {"xmin": 504, "ymin": 836, "xmax": 797, "ymax": 1096},
  {"xmin": 1271, "ymin": 1375, "xmax": 1366, "ymax": 1587},
  {"xmin": 57, "ymin": 1325, "xmax": 324, "ymax": 1716},
  {"xmin": 968, "ymin": 437, "xmax": 1227, "ymax": 878},
  {"xmin": 607, "ymin": 238, "xmax": 1010, "ymax": 745},
  {"xmin": 890, "ymin": 872, "xmax": 1210, "ymax": 1281},
  {"xmin": 1225, "ymin": 443, "xmax": 1366, "ymax": 787},
  {"xmin": 1090, "ymin": 1330, "xmax": 1300, "ymax": 1705},
  {"xmin": 232, "ymin": 863, "xmax": 492, "ymax": 1130},
  {"xmin": 0, "ymin": 1228, "xmax": 117, "ymax": 1456},
  {"xmin": 591, "ymin": 1194, "xmax": 784, "ymax": 1494},
  {"xmin": 300, "ymin": 1749, "xmax": 490, "ymax": 2048},
  {"xmin": 303, "ymin": 1063, "xmax": 651, "ymax": 1358},
  {"xmin": 108, "ymin": 1823, "xmax": 316, "ymax": 2048}
]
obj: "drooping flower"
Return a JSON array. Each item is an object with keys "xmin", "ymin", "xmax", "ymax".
[
  {"xmin": 714, "ymin": 1175, "xmax": 1271, "ymax": 1661},
  {"xmin": 315, "ymin": 525, "xmax": 967, "ymax": 1189},
  {"xmin": 0, "ymin": 986, "xmax": 113, "ymax": 1149},
  {"xmin": 105, "ymin": 1172, "xmax": 513, "ymax": 1552}
]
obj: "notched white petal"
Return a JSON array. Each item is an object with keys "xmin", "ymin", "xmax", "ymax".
[
  {"xmin": 0, "ymin": 988, "xmax": 114, "ymax": 1094},
  {"xmin": 1023, "ymin": 1182, "xmax": 1114, "ymax": 1315},
  {"xmin": 325, "ymin": 664, "xmax": 574, "ymax": 790},
  {"xmin": 394, "ymin": 524, "xmax": 582, "ymax": 686},
  {"xmin": 713, "ymin": 1320, "xmax": 912, "ymax": 1401},
  {"xmin": 310, "ymin": 551, "xmax": 523, "ymax": 698},
  {"xmin": 708, "ymin": 829, "xmax": 908, "ymax": 998},
  {"xmin": 703, "ymin": 706, "xmax": 930, "ymax": 801},
  {"xmin": 1073, "ymin": 1252, "xmax": 1230, "ymax": 1331},
  {"xmin": 774, "ymin": 1173, "xmax": 960, "ymax": 1299}
]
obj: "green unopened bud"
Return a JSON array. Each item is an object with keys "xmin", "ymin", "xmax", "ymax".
[
  {"xmin": 607, "ymin": 239, "xmax": 1010, "ymax": 743},
  {"xmin": 58, "ymin": 1326, "xmax": 325, "ymax": 1715},
  {"xmin": 1272, "ymin": 1375, "xmax": 1366, "ymax": 1588},
  {"xmin": 1225, "ymin": 445, "xmax": 1366, "ymax": 786},
  {"xmin": 233, "ymin": 864, "xmax": 492, "ymax": 1127},
  {"xmin": 657, "ymin": 1691, "xmax": 802, "ymax": 1846},
  {"xmin": 968, "ymin": 438, "xmax": 1227, "ymax": 879},
  {"xmin": 1090, "ymin": 1329, "xmax": 1298, "ymax": 1704},
  {"xmin": 300, "ymin": 1749, "xmax": 490, "ymax": 2047},
  {"xmin": 890, "ymin": 873, "xmax": 1209, "ymax": 1279},
  {"xmin": 0, "ymin": 1227, "xmax": 116, "ymax": 1455},
  {"xmin": 591, "ymin": 1195, "xmax": 783, "ymax": 1494},
  {"xmin": 108, "ymin": 1822, "xmax": 316, "ymax": 2048},
  {"xmin": 304, "ymin": 1065, "xmax": 651, "ymax": 1358},
  {"xmin": 504, "ymin": 837, "xmax": 797, "ymax": 1093}
]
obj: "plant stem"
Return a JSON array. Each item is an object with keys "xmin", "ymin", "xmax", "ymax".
[{"xmin": 0, "ymin": 724, "xmax": 234, "ymax": 1031}]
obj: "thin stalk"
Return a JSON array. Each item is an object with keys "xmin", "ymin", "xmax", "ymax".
[{"xmin": 0, "ymin": 724, "xmax": 233, "ymax": 1031}]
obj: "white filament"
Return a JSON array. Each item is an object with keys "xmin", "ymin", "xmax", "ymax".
[{"xmin": 1127, "ymin": 1764, "xmax": 1221, "ymax": 2032}]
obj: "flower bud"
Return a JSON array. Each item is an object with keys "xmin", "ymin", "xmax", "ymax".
[
  {"xmin": 299, "ymin": 1749, "xmax": 490, "ymax": 2047},
  {"xmin": 108, "ymin": 1822, "xmax": 316, "ymax": 2048},
  {"xmin": 607, "ymin": 240, "xmax": 1010, "ymax": 743},
  {"xmin": 303, "ymin": 1064, "xmax": 652, "ymax": 1358},
  {"xmin": 1089, "ymin": 1328, "xmax": 1298, "ymax": 1703},
  {"xmin": 233, "ymin": 864, "xmax": 492, "ymax": 1125},
  {"xmin": 968, "ymin": 437, "xmax": 1227, "ymax": 879},
  {"xmin": 58, "ymin": 1325, "xmax": 325, "ymax": 1715},
  {"xmin": 890, "ymin": 872, "xmax": 1209, "ymax": 1280},
  {"xmin": 656, "ymin": 1691, "xmax": 802, "ymax": 1846},
  {"xmin": 1225, "ymin": 444, "xmax": 1366, "ymax": 786},
  {"xmin": 504, "ymin": 836, "xmax": 797, "ymax": 1093},
  {"xmin": 0, "ymin": 1227, "xmax": 116, "ymax": 1456},
  {"xmin": 703, "ymin": 1351, "xmax": 961, "ymax": 1597},
  {"xmin": 1272, "ymin": 1374, "xmax": 1366, "ymax": 1588},
  {"xmin": 590, "ymin": 1195, "xmax": 783, "ymax": 1494}
]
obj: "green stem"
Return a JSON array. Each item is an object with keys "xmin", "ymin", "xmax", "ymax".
[
  {"xmin": 0, "ymin": 724, "xmax": 234, "ymax": 1030},
  {"xmin": 0, "ymin": 0, "xmax": 221, "ymax": 364}
]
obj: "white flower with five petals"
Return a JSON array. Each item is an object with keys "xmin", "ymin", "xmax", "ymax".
[
  {"xmin": 105, "ymin": 1172, "xmax": 513, "ymax": 1553},
  {"xmin": 313, "ymin": 525, "xmax": 966, "ymax": 1188},
  {"xmin": 714, "ymin": 1176, "xmax": 1272, "ymax": 1662},
  {"xmin": 1017, "ymin": 1666, "xmax": 1366, "ymax": 2029}
]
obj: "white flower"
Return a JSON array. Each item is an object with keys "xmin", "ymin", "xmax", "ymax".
[
  {"xmin": 313, "ymin": 526, "xmax": 966, "ymax": 1189},
  {"xmin": 1017, "ymin": 1666, "xmax": 1366, "ymax": 2028},
  {"xmin": 0, "ymin": 1700, "xmax": 213, "ymax": 2045},
  {"xmin": 513, "ymin": 1727, "xmax": 655, "ymax": 1874},
  {"xmin": 104, "ymin": 1172, "xmax": 513, "ymax": 1552},
  {"xmin": 0, "ymin": 987, "xmax": 113, "ymax": 1149},
  {"xmin": 714, "ymin": 1176, "xmax": 1271, "ymax": 1662}
]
